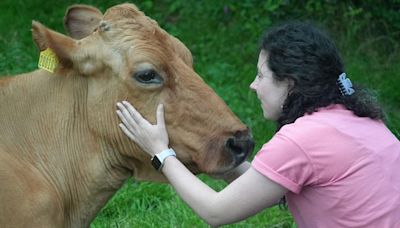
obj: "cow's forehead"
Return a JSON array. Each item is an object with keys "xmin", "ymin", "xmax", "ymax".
[
  {"xmin": 102, "ymin": 4, "xmax": 157, "ymax": 34},
  {"xmin": 104, "ymin": 3, "xmax": 142, "ymax": 21},
  {"xmin": 96, "ymin": 4, "xmax": 192, "ymax": 67}
]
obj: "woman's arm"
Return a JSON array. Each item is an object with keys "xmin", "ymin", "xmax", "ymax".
[
  {"xmin": 162, "ymin": 156, "xmax": 287, "ymax": 227},
  {"xmin": 212, "ymin": 161, "xmax": 251, "ymax": 183},
  {"xmin": 116, "ymin": 101, "xmax": 288, "ymax": 227}
]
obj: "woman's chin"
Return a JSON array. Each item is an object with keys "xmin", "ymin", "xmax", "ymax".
[{"xmin": 263, "ymin": 110, "xmax": 279, "ymax": 121}]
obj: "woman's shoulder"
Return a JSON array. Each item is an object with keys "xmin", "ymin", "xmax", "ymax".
[
  {"xmin": 278, "ymin": 104, "xmax": 396, "ymax": 152},
  {"xmin": 279, "ymin": 105, "xmax": 344, "ymax": 132},
  {"xmin": 278, "ymin": 104, "xmax": 384, "ymax": 142}
]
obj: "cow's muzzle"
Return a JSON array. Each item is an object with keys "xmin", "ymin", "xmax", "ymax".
[{"xmin": 225, "ymin": 129, "xmax": 254, "ymax": 166}]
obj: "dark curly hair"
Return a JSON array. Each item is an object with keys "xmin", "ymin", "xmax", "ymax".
[{"xmin": 260, "ymin": 21, "xmax": 385, "ymax": 131}]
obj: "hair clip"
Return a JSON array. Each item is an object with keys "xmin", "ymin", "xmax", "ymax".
[{"xmin": 337, "ymin": 73, "xmax": 355, "ymax": 96}]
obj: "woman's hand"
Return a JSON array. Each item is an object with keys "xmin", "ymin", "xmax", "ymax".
[{"xmin": 116, "ymin": 101, "xmax": 169, "ymax": 156}]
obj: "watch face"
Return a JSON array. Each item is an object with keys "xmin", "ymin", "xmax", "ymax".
[{"xmin": 151, "ymin": 157, "xmax": 162, "ymax": 170}]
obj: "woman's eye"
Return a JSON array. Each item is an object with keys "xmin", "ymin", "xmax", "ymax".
[{"xmin": 134, "ymin": 69, "xmax": 163, "ymax": 84}]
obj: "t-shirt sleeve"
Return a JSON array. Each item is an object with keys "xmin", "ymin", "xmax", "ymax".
[{"xmin": 252, "ymin": 132, "xmax": 315, "ymax": 194}]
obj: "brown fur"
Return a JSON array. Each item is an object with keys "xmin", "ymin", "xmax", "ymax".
[{"xmin": 0, "ymin": 4, "xmax": 249, "ymax": 227}]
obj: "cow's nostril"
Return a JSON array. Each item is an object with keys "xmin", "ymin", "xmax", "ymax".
[
  {"xmin": 225, "ymin": 130, "xmax": 255, "ymax": 164},
  {"xmin": 226, "ymin": 137, "xmax": 243, "ymax": 155}
]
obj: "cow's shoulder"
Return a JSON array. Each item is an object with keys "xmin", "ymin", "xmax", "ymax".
[{"xmin": 0, "ymin": 151, "xmax": 64, "ymax": 226}]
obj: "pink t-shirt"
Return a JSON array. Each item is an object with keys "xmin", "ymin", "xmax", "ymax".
[{"xmin": 252, "ymin": 105, "xmax": 400, "ymax": 227}]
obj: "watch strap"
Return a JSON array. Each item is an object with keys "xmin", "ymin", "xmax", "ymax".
[{"xmin": 151, "ymin": 148, "xmax": 176, "ymax": 171}]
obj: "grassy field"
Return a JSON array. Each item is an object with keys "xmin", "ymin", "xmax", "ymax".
[{"xmin": 1, "ymin": 1, "xmax": 398, "ymax": 227}]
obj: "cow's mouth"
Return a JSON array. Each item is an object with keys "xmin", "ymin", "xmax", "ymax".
[
  {"xmin": 179, "ymin": 129, "xmax": 254, "ymax": 176},
  {"xmin": 202, "ymin": 130, "xmax": 255, "ymax": 175}
]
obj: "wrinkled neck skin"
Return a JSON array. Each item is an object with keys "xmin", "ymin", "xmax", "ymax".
[{"xmin": 0, "ymin": 70, "xmax": 133, "ymax": 227}]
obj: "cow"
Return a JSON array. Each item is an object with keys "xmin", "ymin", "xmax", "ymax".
[{"xmin": 0, "ymin": 3, "xmax": 254, "ymax": 227}]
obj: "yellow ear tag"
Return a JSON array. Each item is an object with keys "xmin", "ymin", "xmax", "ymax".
[{"xmin": 38, "ymin": 48, "xmax": 59, "ymax": 73}]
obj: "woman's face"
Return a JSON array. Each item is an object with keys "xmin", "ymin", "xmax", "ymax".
[{"xmin": 250, "ymin": 51, "xmax": 292, "ymax": 120}]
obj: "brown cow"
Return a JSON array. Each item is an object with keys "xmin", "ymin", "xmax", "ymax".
[{"xmin": 0, "ymin": 3, "xmax": 254, "ymax": 228}]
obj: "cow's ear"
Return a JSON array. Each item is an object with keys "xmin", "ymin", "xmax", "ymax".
[
  {"xmin": 32, "ymin": 20, "xmax": 76, "ymax": 69},
  {"xmin": 64, "ymin": 4, "xmax": 103, "ymax": 39}
]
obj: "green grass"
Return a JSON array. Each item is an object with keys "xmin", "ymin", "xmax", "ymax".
[
  {"xmin": 1, "ymin": 1, "xmax": 399, "ymax": 227},
  {"xmin": 91, "ymin": 178, "xmax": 294, "ymax": 228}
]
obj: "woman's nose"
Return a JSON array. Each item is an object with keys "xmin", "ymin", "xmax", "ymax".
[{"xmin": 249, "ymin": 80, "xmax": 257, "ymax": 91}]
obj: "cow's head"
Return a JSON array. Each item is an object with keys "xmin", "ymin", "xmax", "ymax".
[{"xmin": 31, "ymin": 3, "xmax": 254, "ymax": 181}]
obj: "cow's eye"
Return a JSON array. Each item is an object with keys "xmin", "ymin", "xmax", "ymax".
[{"xmin": 134, "ymin": 69, "xmax": 163, "ymax": 84}]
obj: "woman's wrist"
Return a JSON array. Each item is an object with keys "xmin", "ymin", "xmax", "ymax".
[
  {"xmin": 160, "ymin": 155, "xmax": 177, "ymax": 172},
  {"xmin": 151, "ymin": 144, "xmax": 169, "ymax": 156},
  {"xmin": 151, "ymin": 148, "xmax": 176, "ymax": 171}
]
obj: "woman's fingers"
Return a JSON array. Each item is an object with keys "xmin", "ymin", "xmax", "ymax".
[
  {"xmin": 116, "ymin": 110, "xmax": 135, "ymax": 133},
  {"xmin": 116, "ymin": 101, "xmax": 169, "ymax": 156},
  {"xmin": 116, "ymin": 103, "xmax": 138, "ymax": 132},
  {"xmin": 156, "ymin": 104, "xmax": 165, "ymax": 126},
  {"xmin": 122, "ymin": 101, "xmax": 149, "ymax": 126},
  {"xmin": 118, "ymin": 123, "xmax": 136, "ymax": 141}
]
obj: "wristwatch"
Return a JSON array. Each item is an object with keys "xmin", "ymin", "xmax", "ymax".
[{"xmin": 151, "ymin": 148, "xmax": 176, "ymax": 171}]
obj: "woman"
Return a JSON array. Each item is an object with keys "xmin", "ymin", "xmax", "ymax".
[{"xmin": 116, "ymin": 21, "xmax": 400, "ymax": 227}]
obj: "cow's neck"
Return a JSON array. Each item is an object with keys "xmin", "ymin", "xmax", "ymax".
[{"xmin": 1, "ymin": 70, "xmax": 132, "ymax": 227}]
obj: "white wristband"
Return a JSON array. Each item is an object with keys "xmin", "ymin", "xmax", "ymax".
[{"xmin": 151, "ymin": 148, "xmax": 176, "ymax": 171}]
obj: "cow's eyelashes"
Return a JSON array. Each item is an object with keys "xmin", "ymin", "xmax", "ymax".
[{"xmin": 133, "ymin": 69, "xmax": 163, "ymax": 84}]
